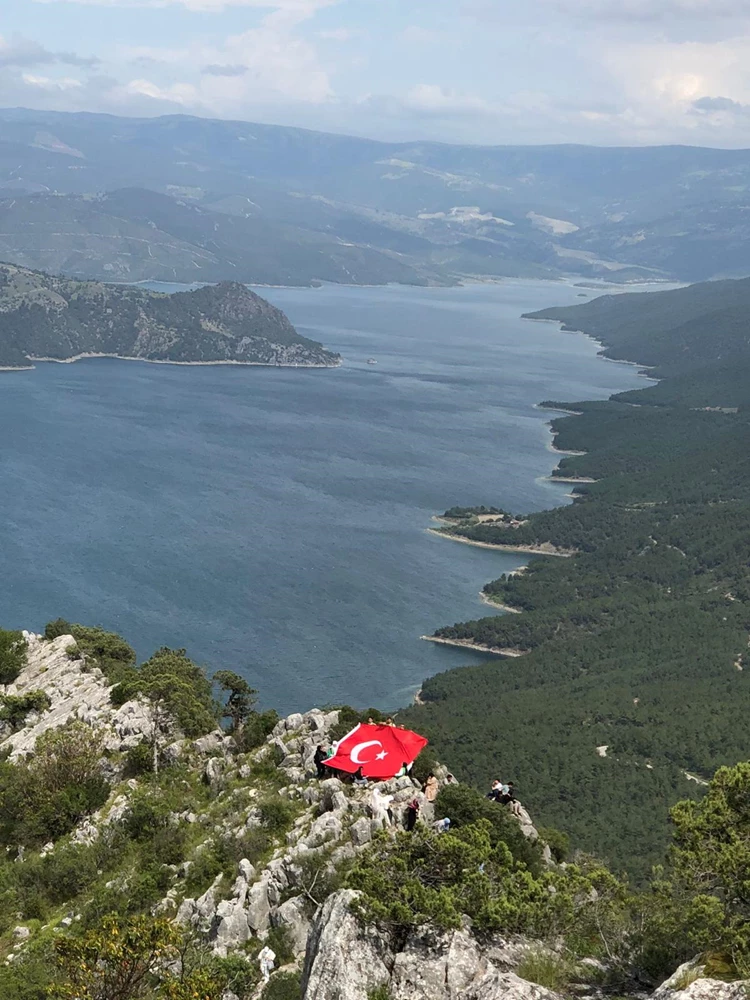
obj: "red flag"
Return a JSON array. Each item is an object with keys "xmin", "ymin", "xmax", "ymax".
[{"xmin": 326, "ymin": 723, "xmax": 428, "ymax": 780}]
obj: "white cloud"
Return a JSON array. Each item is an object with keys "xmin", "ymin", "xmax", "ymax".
[
  {"xmin": 405, "ymin": 84, "xmax": 492, "ymax": 115},
  {"xmin": 21, "ymin": 73, "xmax": 84, "ymax": 90}
]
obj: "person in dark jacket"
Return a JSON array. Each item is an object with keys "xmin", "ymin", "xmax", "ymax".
[
  {"xmin": 405, "ymin": 797, "xmax": 420, "ymax": 831},
  {"xmin": 314, "ymin": 744, "xmax": 328, "ymax": 779}
]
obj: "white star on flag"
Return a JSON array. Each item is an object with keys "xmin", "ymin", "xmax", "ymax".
[{"xmin": 376, "ymin": 750, "xmax": 388, "ymax": 760}]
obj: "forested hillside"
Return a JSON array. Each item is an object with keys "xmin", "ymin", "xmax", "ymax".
[
  {"xmin": 402, "ymin": 279, "xmax": 750, "ymax": 882},
  {"xmin": 0, "ymin": 263, "xmax": 339, "ymax": 369}
]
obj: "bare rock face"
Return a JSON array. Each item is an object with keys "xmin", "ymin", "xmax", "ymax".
[
  {"xmin": 1, "ymin": 633, "xmax": 154, "ymax": 760},
  {"xmin": 302, "ymin": 890, "xmax": 394, "ymax": 1000},
  {"xmin": 389, "ymin": 923, "xmax": 490, "ymax": 1000},
  {"xmin": 652, "ymin": 961, "xmax": 749, "ymax": 1000}
]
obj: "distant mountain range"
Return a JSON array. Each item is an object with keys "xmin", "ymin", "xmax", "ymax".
[
  {"xmin": 2, "ymin": 108, "xmax": 750, "ymax": 285},
  {"xmin": 0, "ymin": 262, "xmax": 339, "ymax": 369}
]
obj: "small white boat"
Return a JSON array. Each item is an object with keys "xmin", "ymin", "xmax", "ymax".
[{"xmin": 366, "ymin": 358, "xmax": 377, "ymax": 365}]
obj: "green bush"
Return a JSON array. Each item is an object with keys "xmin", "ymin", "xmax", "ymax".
[
  {"xmin": 125, "ymin": 742, "xmax": 155, "ymax": 776},
  {"xmin": 516, "ymin": 949, "xmax": 574, "ymax": 991},
  {"xmin": 538, "ymin": 826, "xmax": 571, "ymax": 863},
  {"xmin": 0, "ymin": 690, "xmax": 51, "ymax": 731},
  {"xmin": 262, "ymin": 971, "xmax": 301, "ymax": 1000},
  {"xmin": 263, "ymin": 926, "xmax": 295, "ymax": 968},
  {"xmin": 139, "ymin": 647, "xmax": 219, "ymax": 738},
  {"xmin": 259, "ymin": 797, "xmax": 294, "ymax": 833},
  {"xmin": 238, "ymin": 710, "xmax": 280, "ymax": 752},
  {"xmin": 43, "ymin": 618, "xmax": 71, "ymax": 640},
  {"xmin": 0, "ymin": 629, "xmax": 27, "ymax": 685},
  {"xmin": 435, "ymin": 783, "xmax": 543, "ymax": 873}
]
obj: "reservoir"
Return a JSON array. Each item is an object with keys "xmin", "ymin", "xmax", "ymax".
[{"xmin": 0, "ymin": 280, "xmax": 648, "ymax": 711}]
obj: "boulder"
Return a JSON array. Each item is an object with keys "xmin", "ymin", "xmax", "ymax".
[
  {"xmin": 246, "ymin": 879, "xmax": 271, "ymax": 936},
  {"xmin": 461, "ymin": 971, "xmax": 565, "ymax": 1000},
  {"xmin": 111, "ymin": 700, "xmax": 155, "ymax": 749},
  {"xmin": 302, "ymin": 890, "xmax": 394, "ymax": 1000},
  {"xmin": 390, "ymin": 923, "xmax": 488, "ymax": 1000},
  {"xmin": 273, "ymin": 894, "xmax": 311, "ymax": 954},
  {"xmin": 205, "ymin": 757, "xmax": 224, "ymax": 790},
  {"xmin": 304, "ymin": 812, "xmax": 343, "ymax": 848},
  {"xmin": 651, "ymin": 961, "xmax": 748, "ymax": 1000},
  {"xmin": 350, "ymin": 817, "xmax": 372, "ymax": 848}
]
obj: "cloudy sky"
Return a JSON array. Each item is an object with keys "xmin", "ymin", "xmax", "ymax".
[{"xmin": 3, "ymin": 0, "xmax": 750, "ymax": 145}]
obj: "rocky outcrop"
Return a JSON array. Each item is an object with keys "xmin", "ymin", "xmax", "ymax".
[
  {"xmin": 652, "ymin": 961, "xmax": 749, "ymax": 1000},
  {"xmin": 1, "ymin": 632, "xmax": 154, "ymax": 759},
  {"xmin": 301, "ymin": 889, "xmax": 561, "ymax": 1000}
]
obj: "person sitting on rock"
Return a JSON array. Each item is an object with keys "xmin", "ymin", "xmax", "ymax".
[
  {"xmin": 434, "ymin": 816, "xmax": 451, "ymax": 834},
  {"xmin": 352, "ymin": 766, "xmax": 369, "ymax": 787},
  {"xmin": 313, "ymin": 744, "xmax": 328, "ymax": 779},
  {"xmin": 499, "ymin": 781, "xmax": 515, "ymax": 805},
  {"xmin": 422, "ymin": 772, "xmax": 439, "ymax": 802},
  {"xmin": 487, "ymin": 779, "xmax": 503, "ymax": 801},
  {"xmin": 405, "ymin": 797, "xmax": 420, "ymax": 831}
]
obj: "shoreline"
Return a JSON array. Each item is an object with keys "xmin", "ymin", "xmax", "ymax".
[
  {"xmin": 545, "ymin": 475, "xmax": 598, "ymax": 484},
  {"xmin": 427, "ymin": 528, "xmax": 576, "ymax": 557},
  {"xmin": 422, "ymin": 635, "xmax": 528, "ymax": 657},
  {"xmin": 480, "ymin": 591, "xmax": 522, "ymax": 613},
  {"xmin": 23, "ymin": 353, "xmax": 341, "ymax": 370}
]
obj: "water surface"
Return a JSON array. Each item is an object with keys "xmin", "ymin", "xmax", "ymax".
[{"xmin": 0, "ymin": 281, "xmax": 648, "ymax": 711}]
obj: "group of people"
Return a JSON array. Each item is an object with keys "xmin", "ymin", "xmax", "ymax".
[{"xmin": 487, "ymin": 778, "xmax": 523, "ymax": 817}]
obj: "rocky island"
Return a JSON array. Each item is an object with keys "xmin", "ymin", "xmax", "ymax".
[{"xmin": 0, "ymin": 263, "xmax": 340, "ymax": 370}]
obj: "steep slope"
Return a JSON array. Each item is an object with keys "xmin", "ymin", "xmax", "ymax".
[{"xmin": 0, "ymin": 262, "xmax": 339, "ymax": 369}]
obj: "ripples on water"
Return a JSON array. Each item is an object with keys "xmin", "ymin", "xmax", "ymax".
[{"xmin": 0, "ymin": 281, "xmax": 650, "ymax": 711}]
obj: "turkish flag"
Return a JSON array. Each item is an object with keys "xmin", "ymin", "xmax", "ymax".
[{"xmin": 326, "ymin": 723, "xmax": 428, "ymax": 780}]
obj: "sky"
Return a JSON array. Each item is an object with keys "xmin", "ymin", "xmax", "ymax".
[{"xmin": 2, "ymin": 0, "xmax": 750, "ymax": 146}]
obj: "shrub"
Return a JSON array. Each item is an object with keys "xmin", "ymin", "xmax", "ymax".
[
  {"xmin": 0, "ymin": 721, "xmax": 109, "ymax": 845},
  {"xmin": 0, "ymin": 629, "xmax": 27, "ymax": 685},
  {"xmin": 538, "ymin": 826, "xmax": 571, "ymax": 863},
  {"xmin": 262, "ymin": 971, "xmax": 301, "ymax": 1000},
  {"xmin": 0, "ymin": 690, "xmax": 51, "ymax": 731},
  {"xmin": 45, "ymin": 622, "xmax": 136, "ymax": 684},
  {"xmin": 238, "ymin": 710, "xmax": 280, "ymax": 752},
  {"xmin": 262, "ymin": 926, "xmax": 295, "ymax": 968},
  {"xmin": 125, "ymin": 742, "xmax": 155, "ymax": 777},
  {"xmin": 258, "ymin": 797, "xmax": 294, "ymax": 833},
  {"xmin": 516, "ymin": 949, "xmax": 574, "ymax": 992}
]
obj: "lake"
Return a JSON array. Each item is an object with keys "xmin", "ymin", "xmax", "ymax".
[{"xmin": 0, "ymin": 280, "xmax": 649, "ymax": 712}]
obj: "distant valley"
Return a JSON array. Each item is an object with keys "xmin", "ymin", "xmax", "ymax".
[{"xmin": 2, "ymin": 108, "xmax": 750, "ymax": 286}]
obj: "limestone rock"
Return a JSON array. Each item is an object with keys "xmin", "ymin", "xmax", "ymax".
[
  {"xmin": 272, "ymin": 895, "xmax": 311, "ymax": 954},
  {"xmin": 110, "ymin": 700, "xmax": 154, "ymax": 749},
  {"xmin": 350, "ymin": 817, "xmax": 372, "ymax": 847},
  {"xmin": 461, "ymin": 971, "xmax": 565, "ymax": 1000},
  {"xmin": 390, "ymin": 923, "xmax": 489, "ymax": 1000},
  {"xmin": 652, "ymin": 961, "xmax": 748, "ymax": 1000},
  {"xmin": 302, "ymin": 890, "xmax": 393, "ymax": 1000},
  {"xmin": 304, "ymin": 812, "xmax": 343, "ymax": 848},
  {"xmin": 246, "ymin": 879, "xmax": 271, "ymax": 936}
]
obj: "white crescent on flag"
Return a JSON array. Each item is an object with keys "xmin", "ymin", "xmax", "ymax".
[{"xmin": 350, "ymin": 740, "xmax": 383, "ymax": 764}]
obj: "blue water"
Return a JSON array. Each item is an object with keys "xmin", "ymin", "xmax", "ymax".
[{"xmin": 0, "ymin": 280, "xmax": 647, "ymax": 712}]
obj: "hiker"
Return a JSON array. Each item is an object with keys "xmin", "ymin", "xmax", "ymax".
[
  {"xmin": 434, "ymin": 817, "xmax": 451, "ymax": 834},
  {"xmin": 423, "ymin": 772, "xmax": 439, "ymax": 802},
  {"xmin": 385, "ymin": 717, "xmax": 395, "ymax": 726},
  {"xmin": 258, "ymin": 945, "xmax": 276, "ymax": 983},
  {"xmin": 487, "ymin": 779, "xmax": 503, "ymax": 801},
  {"xmin": 313, "ymin": 744, "xmax": 328, "ymax": 779},
  {"xmin": 405, "ymin": 797, "xmax": 420, "ymax": 831},
  {"xmin": 445, "ymin": 773, "xmax": 456, "ymax": 784},
  {"xmin": 396, "ymin": 760, "xmax": 412, "ymax": 777},
  {"xmin": 353, "ymin": 766, "xmax": 369, "ymax": 787}
]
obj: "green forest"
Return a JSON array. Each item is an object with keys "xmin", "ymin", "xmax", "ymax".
[{"xmin": 401, "ymin": 277, "xmax": 750, "ymax": 882}]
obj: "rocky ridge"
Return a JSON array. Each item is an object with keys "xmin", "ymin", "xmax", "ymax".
[{"xmin": 1, "ymin": 633, "xmax": 745, "ymax": 1000}]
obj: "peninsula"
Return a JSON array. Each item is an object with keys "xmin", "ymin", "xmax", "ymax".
[{"xmin": 0, "ymin": 263, "xmax": 340, "ymax": 370}]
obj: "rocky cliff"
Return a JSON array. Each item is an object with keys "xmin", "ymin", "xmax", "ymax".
[{"xmin": 0, "ymin": 263, "xmax": 340, "ymax": 368}]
